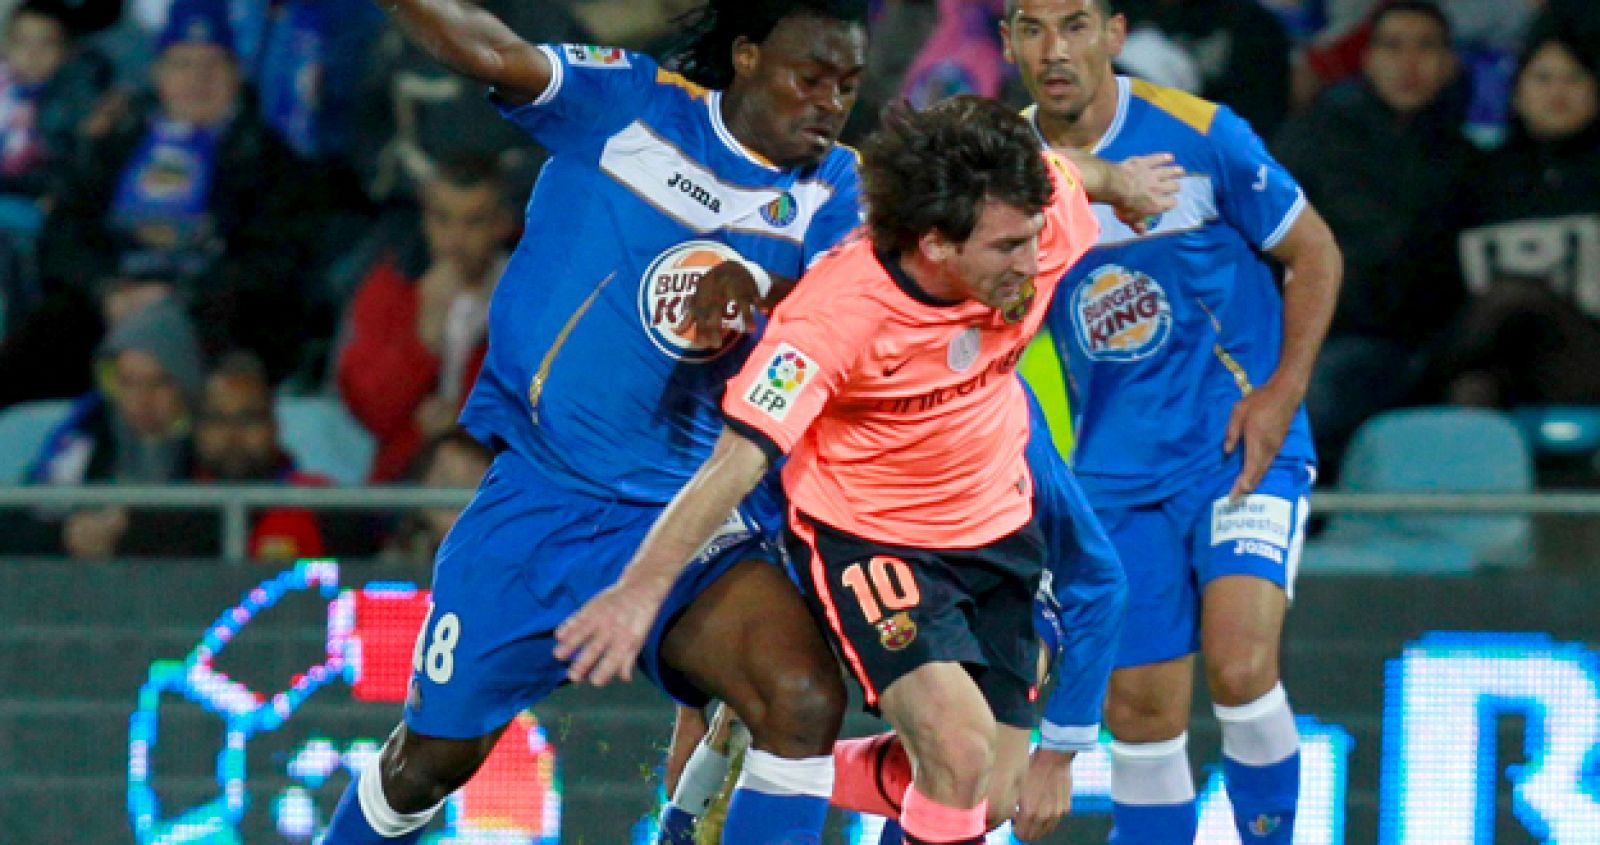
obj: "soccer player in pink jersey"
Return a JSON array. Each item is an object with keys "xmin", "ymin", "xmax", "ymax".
[{"xmin": 557, "ymin": 95, "xmax": 1100, "ymax": 845}]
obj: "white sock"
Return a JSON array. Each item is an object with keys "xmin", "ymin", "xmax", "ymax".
[
  {"xmin": 1110, "ymin": 733, "xmax": 1196, "ymax": 805},
  {"xmin": 734, "ymin": 748, "xmax": 834, "ymax": 798},
  {"xmin": 356, "ymin": 755, "xmax": 444, "ymax": 837},
  {"xmin": 1214, "ymin": 683, "xmax": 1300, "ymax": 766},
  {"xmin": 669, "ymin": 740, "xmax": 732, "ymax": 814}
]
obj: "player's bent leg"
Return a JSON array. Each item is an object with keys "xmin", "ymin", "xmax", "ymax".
[
  {"xmin": 1104, "ymin": 657, "xmax": 1198, "ymax": 845},
  {"xmin": 879, "ymin": 661, "xmax": 997, "ymax": 844},
  {"xmin": 1202, "ymin": 575, "xmax": 1298, "ymax": 844},
  {"xmin": 663, "ymin": 559, "xmax": 846, "ymax": 844},
  {"xmin": 323, "ymin": 722, "xmax": 505, "ymax": 843}
]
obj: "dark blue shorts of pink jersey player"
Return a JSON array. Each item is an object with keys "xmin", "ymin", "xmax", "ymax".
[
  {"xmin": 1096, "ymin": 459, "xmax": 1314, "ymax": 670},
  {"xmin": 402, "ymin": 448, "xmax": 785, "ymax": 739}
]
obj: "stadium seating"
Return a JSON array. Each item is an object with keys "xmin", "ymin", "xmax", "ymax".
[
  {"xmin": 1302, "ymin": 407, "xmax": 1535, "ymax": 574},
  {"xmin": 275, "ymin": 395, "xmax": 377, "ymax": 486},
  {"xmin": 0, "ymin": 400, "xmax": 71, "ymax": 485},
  {"xmin": 1510, "ymin": 405, "xmax": 1600, "ymax": 458}
]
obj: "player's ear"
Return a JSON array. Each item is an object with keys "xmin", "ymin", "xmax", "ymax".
[
  {"xmin": 731, "ymin": 35, "xmax": 760, "ymax": 81},
  {"xmin": 999, "ymin": 20, "xmax": 1015, "ymax": 64},
  {"xmin": 917, "ymin": 230, "xmax": 957, "ymax": 263},
  {"xmin": 1105, "ymin": 12, "xmax": 1129, "ymax": 59}
]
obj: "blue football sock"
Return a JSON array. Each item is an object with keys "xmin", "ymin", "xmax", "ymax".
[
  {"xmin": 719, "ymin": 750, "xmax": 831, "ymax": 844},
  {"xmin": 321, "ymin": 760, "xmax": 436, "ymax": 844},
  {"xmin": 1108, "ymin": 734, "xmax": 1197, "ymax": 845},
  {"xmin": 1216, "ymin": 684, "xmax": 1301, "ymax": 843},
  {"xmin": 656, "ymin": 805, "xmax": 699, "ymax": 845}
]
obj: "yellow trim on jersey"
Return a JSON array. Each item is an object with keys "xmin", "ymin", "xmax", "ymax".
[
  {"xmin": 655, "ymin": 68, "xmax": 709, "ymax": 101},
  {"xmin": 1129, "ymin": 78, "xmax": 1218, "ymax": 136},
  {"xmin": 1195, "ymin": 299, "xmax": 1253, "ymax": 397},
  {"xmin": 529, "ymin": 272, "xmax": 616, "ymax": 422},
  {"xmin": 1020, "ymin": 330, "xmax": 1076, "ymax": 460}
]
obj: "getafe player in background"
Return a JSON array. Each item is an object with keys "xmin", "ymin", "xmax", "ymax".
[
  {"xmin": 323, "ymin": 1, "xmax": 884, "ymax": 843},
  {"xmin": 1000, "ymin": 1, "xmax": 1344, "ymax": 842}
]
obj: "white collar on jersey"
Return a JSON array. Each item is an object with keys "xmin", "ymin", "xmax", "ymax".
[
  {"xmin": 1028, "ymin": 75, "xmax": 1132, "ymax": 155},
  {"xmin": 707, "ymin": 90, "xmax": 782, "ymax": 172}
]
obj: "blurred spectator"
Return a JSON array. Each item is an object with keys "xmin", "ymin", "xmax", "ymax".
[
  {"xmin": 1120, "ymin": 0, "xmax": 1294, "ymax": 136},
  {"xmin": 1275, "ymin": 0, "xmax": 1476, "ymax": 473},
  {"xmin": 32, "ymin": 0, "xmax": 329, "ymax": 385},
  {"xmin": 193, "ymin": 350, "xmax": 330, "ymax": 560},
  {"xmin": 380, "ymin": 428, "xmax": 491, "ymax": 569},
  {"xmin": 0, "ymin": 0, "xmax": 113, "ymax": 198},
  {"xmin": 336, "ymin": 156, "xmax": 514, "ymax": 482},
  {"xmin": 0, "ymin": 296, "xmax": 201, "ymax": 557},
  {"xmin": 354, "ymin": 0, "xmax": 695, "ymax": 203},
  {"xmin": 1440, "ymin": 28, "xmax": 1600, "ymax": 409},
  {"xmin": 254, "ymin": 0, "xmax": 383, "ymax": 160}
]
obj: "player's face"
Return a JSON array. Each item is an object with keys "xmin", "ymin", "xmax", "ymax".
[
  {"xmin": 421, "ymin": 181, "xmax": 513, "ymax": 281},
  {"xmin": 730, "ymin": 14, "xmax": 866, "ymax": 167},
  {"xmin": 1002, "ymin": 0, "xmax": 1125, "ymax": 125},
  {"xmin": 1363, "ymin": 12, "xmax": 1457, "ymax": 114},
  {"xmin": 195, "ymin": 375, "xmax": 278, "ymax": 480},
  {"xmin": 1515, "ymin": 42, "xmax": 1598, "ymax": 141},
  {"xmin": 155, "ymin": 43, "xmax": 240, "ymax": 127},
  {"xmin": 110, "ymin": 349, "xmax": 187, "ymax": 440},
  {"xmin": 948, "ymin": 199, "xmax": 1045, "ymax": 311}
]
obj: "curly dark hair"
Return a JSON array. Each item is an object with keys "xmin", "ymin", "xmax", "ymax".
[
  {"xmin": 659, "ymin": 0, "xmax": 868, "ymax": 90},
  {"xmin": 861, "ymin": 96, "xmax": 1054, "ymax": 253}
]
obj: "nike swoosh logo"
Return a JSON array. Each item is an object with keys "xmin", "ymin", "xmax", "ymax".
[{"xmin": 883, "ymin": 359, "xmax": 910, "ymax": 377}]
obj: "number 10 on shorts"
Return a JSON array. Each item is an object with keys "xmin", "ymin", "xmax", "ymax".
[{"xmin": 840, "ymin": 556, "xmax": 921, "ymax": 624}]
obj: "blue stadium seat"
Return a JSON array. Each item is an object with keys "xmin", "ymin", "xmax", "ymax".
[
  {"xmin": 1509, "ymin": 405, "xmax": 1600, "ymax": 458},
  {"xmin": 274, "ymin": 396, "xmax": 376, "ymax": 486},
  {"xmin": 1302, "ymin": 407, "xmax": 1535, "ymax": 574},
  {"xmin": 0, "ymin": 400, "xmax": 72, "ymax": 485}
]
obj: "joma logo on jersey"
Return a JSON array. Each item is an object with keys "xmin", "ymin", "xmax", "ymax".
[
  {"xmin": 638, "ymin": 240, "xmax": 747, "ymax": 362},
  {"xmin": 667, "ymin": 172, "xmax": 723, "ymax": 214},
  {"xmin": 1072, "ymin": 265, "xmax": 1173, "ymax": 361}
]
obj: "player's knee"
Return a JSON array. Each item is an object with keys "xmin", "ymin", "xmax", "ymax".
[
  {"xmin": 1104, "ymin": 686, "xmax": 1187, "ymax": 742},
  {"xmin": 912, "ymin": 716, "xmax": 996, "ymax": 801},
  {"xmin": 1204, "ymin": 647, "xmax": 1279, "ymax": 707},
  {"xmin": 748, "ymin": 664, "xmax": 846, "ymax": 756},
  {"xmin": 380, "ymin": 729, "xmax": 493, "ymax": 813}
]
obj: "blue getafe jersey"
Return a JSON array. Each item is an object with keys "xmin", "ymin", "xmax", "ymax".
[
  {"xmin": 1037, "ymin": 77, "xmax": 1316, "ymax": 506},
  {"xmin": 460, "ymin": 45, "xmax": 861, "ymax": 503}
]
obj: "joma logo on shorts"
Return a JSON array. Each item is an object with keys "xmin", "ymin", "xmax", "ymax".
[
  {"xmin": 667, "ymin": 172, "xmax": 722, "ymax": 213},
  {"xmin": 1234, "ymin": 539, "xmax": 1284, "ymax": 565}
]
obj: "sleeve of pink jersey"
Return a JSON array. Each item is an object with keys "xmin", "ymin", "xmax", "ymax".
[
  {"xmin": 722, "ymin": 293, "xmax": 871, "ymax": 459},
  {"xmin": 1037, "ymin": 152, "xmax": 1101, "ymax": 279}
]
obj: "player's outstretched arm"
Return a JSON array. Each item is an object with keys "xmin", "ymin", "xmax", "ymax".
[
  {"xmin": 554, "ymin": 428, "xmax": 770, "ymax": 686},
  {"xmin": 379, "ymin": 0, "xmax": 552, "ymax": 105},
  {"xmin": 1060, "ymin": 149, "xmax": 1184, "ymax": 233}
]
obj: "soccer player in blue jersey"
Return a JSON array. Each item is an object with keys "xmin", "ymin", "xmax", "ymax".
[
  {"xmin": 321, "ymin": 2, "xmax": 876, "ymax": 843},
  {"xmin": 1000, "ymin": 1, "xmax": 1344, "ymax": 843}
]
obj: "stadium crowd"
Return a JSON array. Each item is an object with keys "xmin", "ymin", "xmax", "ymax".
[{"xmin": 0, "ymin": 0, "xmax": 1596, "ymax": 562}]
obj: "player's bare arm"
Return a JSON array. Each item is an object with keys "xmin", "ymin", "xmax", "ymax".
[
  {"xmin": 676, "ymin": 261, "xmax": 798, "ymax": 344},
  {"xmin": 1061, "ymin": 149, "xmax": 1184, "ymax": 232},
  {"xmin": 554, "ymin": 428, "xmax": 771, "ymax": 685},
  {"xmin": 1225, "ymin": 204, "xmax": 1342, "ymax": 498},
  {"xmin": 380, "ymin": 0, "xmax": 552, "ymax": 105}
]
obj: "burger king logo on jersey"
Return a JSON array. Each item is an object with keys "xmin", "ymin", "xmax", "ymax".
[
  {"xmin": 1072, "ymin": 265, "xmax": 1173, "ymax": 361},
  {"xmin": 639, "ymin": 240, "xmax": 749, "ymax": 362}
]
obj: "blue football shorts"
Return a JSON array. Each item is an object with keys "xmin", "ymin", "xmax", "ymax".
[
  {"xmin": 1098, "ymin": 459, "xmax": 1314, "ymax": 669},
  {"xmin": 403, "ymin": 449, "xmax": 785, "ymax": 739}
]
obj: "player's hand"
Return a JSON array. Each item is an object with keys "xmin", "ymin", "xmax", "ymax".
[
  {"xmin": 1013, "ymin": 747, "xmax": 1075, "ymax": 841},
  {"xmin": 1110, "ymin": 153, "xmax": 1184, "ymax": 234},
  {"xmin": 676, "ymin": 260, "xmax": 760, "ymax": 346},
  {"xmin": 553, "ymin": 573, "xmax": 674, "ymax": 686},
  {"xmin": 1224, "ymin": 376, "xmax": 1301, "ymax": 500}
]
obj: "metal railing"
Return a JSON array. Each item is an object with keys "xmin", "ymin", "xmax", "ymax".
[{"xmin": 3, "ymin": 485, "xmax": 1599, "ymax": 561}]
